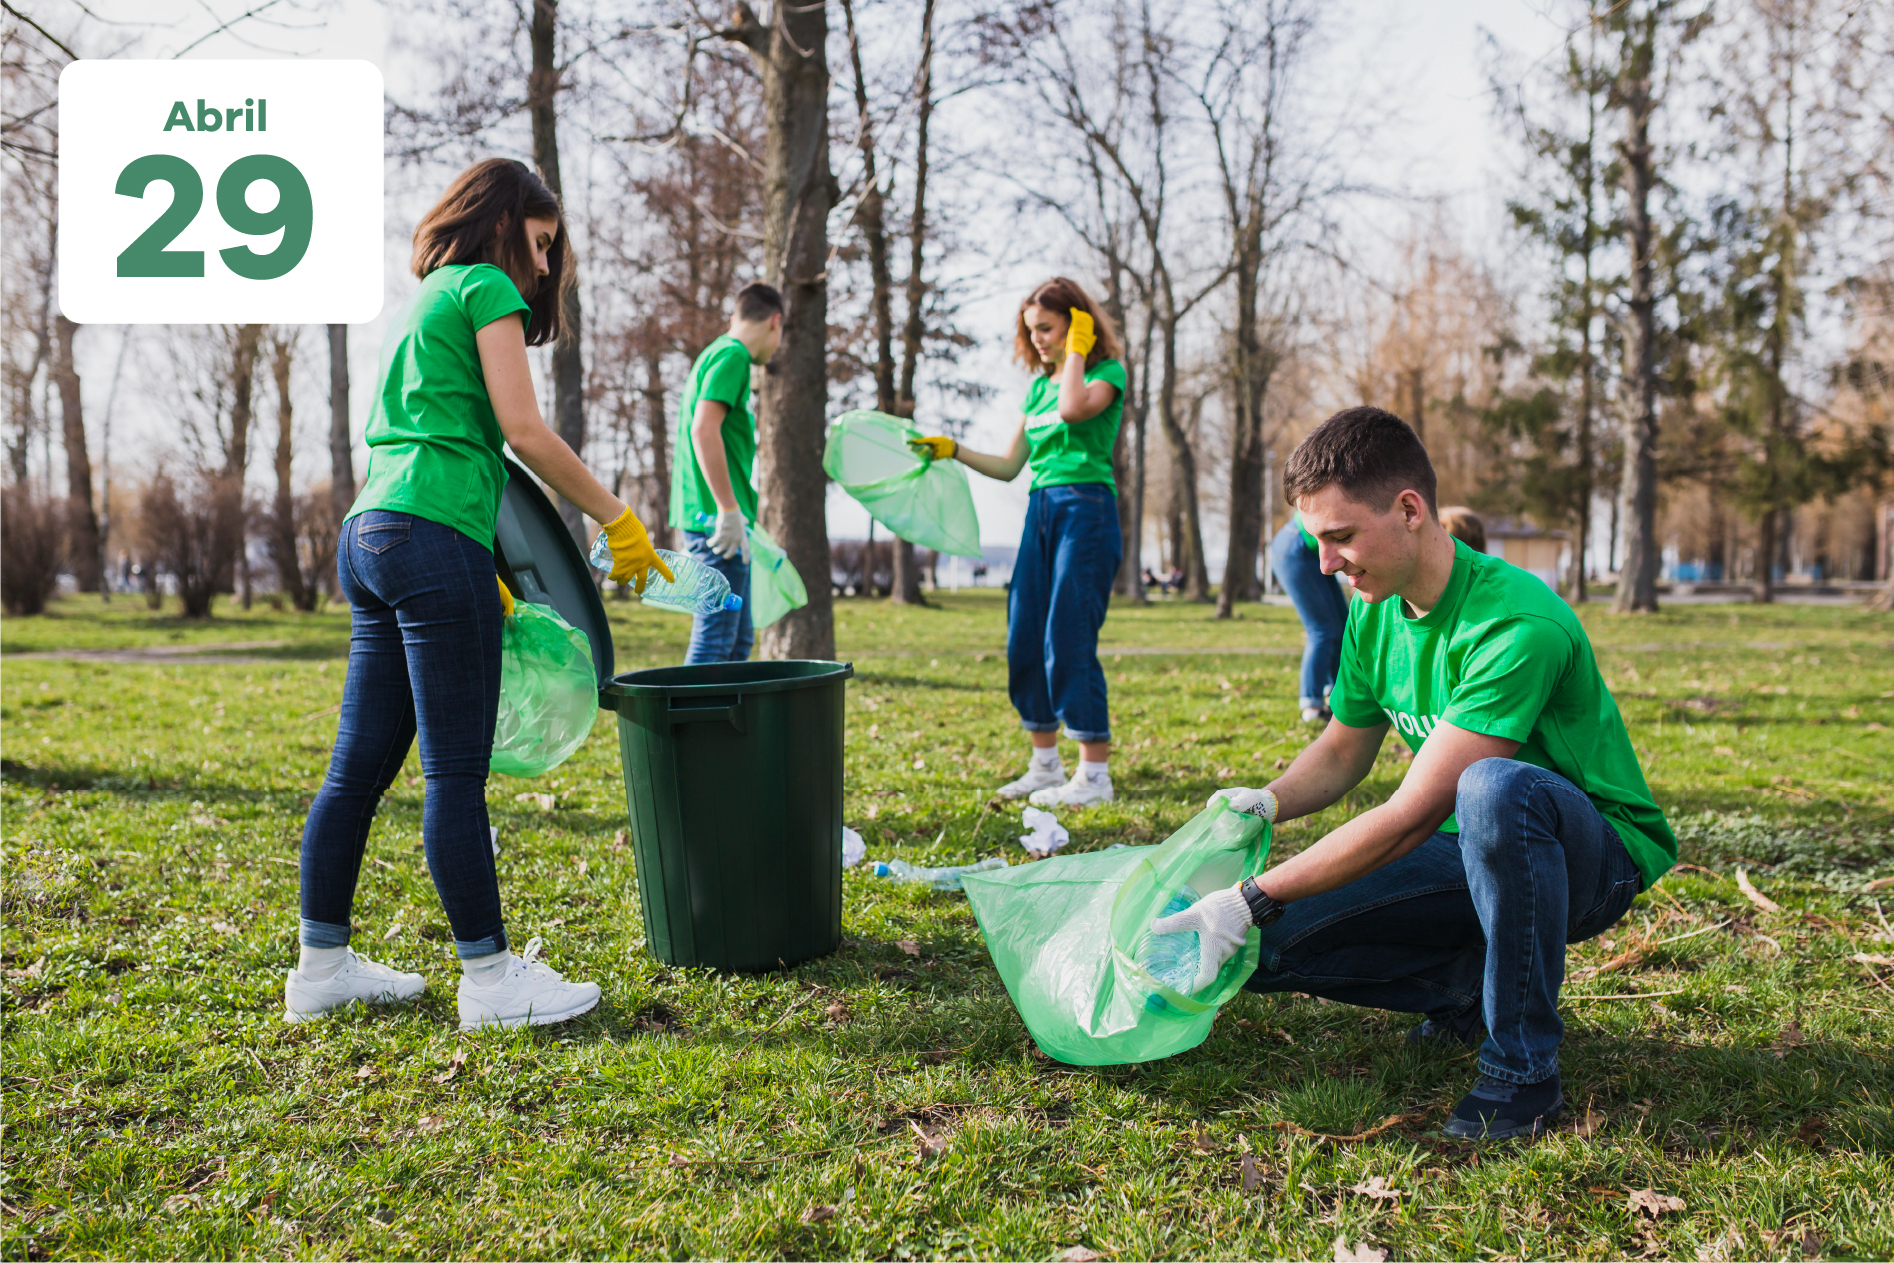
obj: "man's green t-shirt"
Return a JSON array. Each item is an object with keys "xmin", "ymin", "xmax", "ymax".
[
  {"xmin": 348, "ymin": 263, "xmax": 531, "ymax": 549},
  {"xmin": 1295, "ymin": 510, "xmax": 1318, "ymax": 551},
  {"xmin": 1329, "ymin": 540, "xmax": 1676, "ymax": 888},
  {"xmin": 669, "ymin": 334, "xmax": 758, "ymax": 532},
  {"xmin": 1021, "ymin": 358, "xmax": 1126, "ymax": 492}
]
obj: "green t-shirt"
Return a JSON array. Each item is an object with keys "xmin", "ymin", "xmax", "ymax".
[
  {"xmin": 348, "ymin": 263, "xmax": 530, "ymax": 549},
  {"xmin": 1021, "ymin": 358, "xmax": 1126, "ymax": 492},
  {"xmin": 1329, "ymin": 540, "xmax": 1676, "ymax": 889},
  {"xmin": 669, "ymin": 335, "xmax": 758, "ymax": 531}
]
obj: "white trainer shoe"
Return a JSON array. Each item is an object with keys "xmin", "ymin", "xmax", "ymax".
[
  {"xmin": 996, "ymin": 764, "xmax": 1067, "ymax": 800},
  {"xmin": 457, "ymin": 937, "xmax": 600, "ymax": 1032},
  {"xmin": 283, "ymin": 949, "xmax": 425, "ymax": 1023},
  {"xmin": 1029, "ymin": 769, "xmax": 1115, "ymax": 808}
]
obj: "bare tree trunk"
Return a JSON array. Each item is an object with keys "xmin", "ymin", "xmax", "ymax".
[
  {"xmin": 530, "ymin": 0, "xmax": 588, "ymax": 544},
  {"xmin": 1217, "ymin": 233, "xmax": 1270, "ymax": 618},
  {"xmin": 723, "ymin": 0, "xmax": 835, "ymax": 660},
  {"xmin": 225, "ymin": 324, "xmax": 264, "ymax": 609},
  {"xmin": 267, "ymin": 332, "xmax": 314, "ymax": 610},
  {"xmin": 1156, "ymin": 306, "xmax": 1210, "ymax": 601},
  {"xmin": 52, "ymin": 315, "xmax": 101, "ymax": 593},
  {"xmin": 328, "ymin": 324, "xmax": 354, "ymax": 522},
  {"xmin": 642, "ymin": 337, "xmax": 672, "ymax": 549},
  {"xmin": 1612, "ymin": 22, "xmax": 1660, "ymax": 615}
]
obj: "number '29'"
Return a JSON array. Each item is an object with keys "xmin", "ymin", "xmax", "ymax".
[{"xmin": 115, "ymin": 153, "xmax": 313, "ymax": 281}]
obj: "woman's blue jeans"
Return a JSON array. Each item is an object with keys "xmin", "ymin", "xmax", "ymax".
[
  {"xmin": 299, "ymin": 511, "xmax": 509, "ymax": 960},
  {"xmin": 1008, "ymin": 483, "xmax": 1122, "ymax": 743},
  {"xmin": 1244, "ymin": 758, "xmax": 1644, "ymax": 1084},
  {"xmin": 1268, "ymin": 520, "xmax": 1348, "ymax": 710},
  {"xmin": 681, "ymin": 530, "xmax": 753, "ymax": 664}
]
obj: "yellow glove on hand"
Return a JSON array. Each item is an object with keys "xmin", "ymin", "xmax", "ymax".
[
  {"xmin": 602, "ymin": 507, "xmax": 675, "ymax": 595},
  {"xmin": 1065, "ymin": 308, "xmax": 1097, "ymax": 359},
  {"xmin": 496, "ymin": 575, "xmax": 515, "ymax": 619},
  {"xmin": 907, "ymin": 435, "xmax": 957, "ymax": 461}
]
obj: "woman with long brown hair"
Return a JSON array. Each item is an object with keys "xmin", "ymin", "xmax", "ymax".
[
  {"xmin": 911, "ymin": 277, "xmax": 1126, "ymax": 808},
  {"xmin": 285, "ymin": 159, "xmax": 670, "ymax": 1030}
]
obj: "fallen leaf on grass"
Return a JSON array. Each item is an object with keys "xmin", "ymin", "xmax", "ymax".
[
  {"xmin": 513, "ymin": 792, "xmax": 556, "ymax": 812},
  {"xmin": 1573, "ymin": 1108, "xmax": 1608, "ymax": 1137},
  {"xmin": 1865, "ymin": 877, "xmax": 1894, "ymax": 892},
  {"xmin": 433, "ymin": 1048, "xmax": 467, "ymax": 1084},
  {"xmin": 1628, "ymin": 1188, "xmax": 1687, "ymax": 1217},
  {"xmin": 896, "ymin": 940, "xmax": 921, "ymax": 957},
  {"xmin": 354, "ymin": 1064, "xmax": 375, "ymax": 1081},
  {"xmin": 1190, "ymin": 1126, "xmax": 1218, "ymax": 1154},
  {"xmin": 1333, "ymin": 1235, "xmax": 1389, "ymax": 1262},
  {"xmin": 824, "ymin": 999, "xmax": 851, "ymax": 1024},
  {"xmin": 1240, "ymin": 1152, "xmax": 1263, "ymax": 1192},
  {"xmin": 1347, "ymin": 1175, "xmax": 1403, "ymax": 1202},
  {"xmin": 909, "ymin": 1119, "xmax": 950, "ymax": 1161},
  {"xmin": 798, "ymin": 1204, "xmax": 836, "ymax": 1225},
  {"xmin": 1850, "ymin": 953, "xmax": 1894, "ymax": 967},
  {"xmin": 160, "ymin": 1194, "xmax": 199, "ymax": 1214},
  {"xmin": 611, "ymin": 829, "xmax": 628, "ymax": 854},
  {"xmin": 416, "ymin": 1115, "xmax": 448, "ymax": 1134},
  {"xmin": 1771, "ymin": 1021, "xmax": 1808, "ymax": 1056},
  {"xmin": 1794, "ymin": 1115, "xmax": 1825, "ymax": 1146},
  {"xmin": 1057, "ymin": 1249, "xmax": 1102, "ymax": 1263},
  {"xmin": 1736, "ymin": 867, "xmax": 1782, "ymax": 913}
]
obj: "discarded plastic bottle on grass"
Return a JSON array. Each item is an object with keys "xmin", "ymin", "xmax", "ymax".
[
  {"xmin": 589, "ymin": 537, "xmax": 742, "ymax": 615},
  {"xmin": 1140, "ymin": 884, "xmax": 1203, "ymax": 1010},
  {"xmin": 872, "ymin": 856, "xmax": 1007, "ymax": 892}
]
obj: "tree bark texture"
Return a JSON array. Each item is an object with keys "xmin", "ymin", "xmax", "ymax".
[
  {"xmin": 530, "ymin": 0, "xmax": 588, "ymax": 545},
  {"xmin": 1157, "ymin": 303, "xmax": 1211, "ymax": 601},
  {"xmin": 888, "ymin": 0, "xmax": 938, "ymax": 607},
  {"xmin": 268, "ymin": 334, "xmax": 315, "ymax": 610},
  {"xmin": 1612, "ymin": 20, "xmax": 1660, "ymax": 614},
  {"xmin": 1217, "ymin": 226, "xmax": 1271, "ymax": 617},
  {"xmin": 328, "ymin": 324, "xmax": 355, "ymax": 523},
  {"xmin": 52, "ymin": 315, "xmax": 102, "ymax": 592},
  {"xmin": 723, "ymin": 1, "xmax": 835, "ymax": 660},
  {"xmin": 224, "ymin": 324, "xmax": 264, "ymax": 605}
]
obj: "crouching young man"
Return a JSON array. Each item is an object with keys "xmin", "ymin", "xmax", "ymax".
[{"xmin": 1155, "ymin": 406, "xmax": 1675, "ymax": 1140}]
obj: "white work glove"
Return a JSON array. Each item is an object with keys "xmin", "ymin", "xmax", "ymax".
[
  {"xmin": 1151, "ymin": 885, "xmax": 1254, "ymax": 994},
  {"xmin": 1209, "ymin": 786, "xmax": 1279, "ymax": 823},
  {"xmin": 708, "ymin": 509, "xmax": 750, "ymax": 561}
]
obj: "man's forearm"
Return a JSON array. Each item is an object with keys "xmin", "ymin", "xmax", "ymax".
[
  {"xmin": 1255, "ymin": 798, "xmax": 1441, "ymax": 902},
  {"xmin": 1264, "ymin": 720, "xmax": 1386, "ymax": 823}
]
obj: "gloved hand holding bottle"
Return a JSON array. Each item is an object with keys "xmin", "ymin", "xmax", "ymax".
[{"xmin": 599, "ymin": 506, "xmax": 675, "ymax": 594}]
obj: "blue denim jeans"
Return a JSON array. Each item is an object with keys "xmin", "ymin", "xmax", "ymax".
[
  {"xmin": 1268, "ymin": 520, "xmax": 1348, "ymax": 710},
  {"xmin": 300, "ymin": 511, "xmax": 509, "ymax": 959},
  {"xmin": 1008, "ymin": 483, "xmax": 1122, "ymax": 743},
  {"xmin": 1245, "ymin": 758, "xmax": 1644, "ymax": 1083},
  {"xmin": 681, "ymin": 530, "xmax": 753, "ymax": 664}
]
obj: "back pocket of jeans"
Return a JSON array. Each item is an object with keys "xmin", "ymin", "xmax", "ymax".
[{"xmin": 356, "ymin": 519, "xmax": 411, "ymax": 555}]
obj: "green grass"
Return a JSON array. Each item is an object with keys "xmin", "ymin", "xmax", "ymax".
[{"xmin": 4, "ymin": 591, "xmax": 1891, "ymax": 1260}]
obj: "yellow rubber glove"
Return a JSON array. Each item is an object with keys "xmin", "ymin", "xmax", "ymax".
[
  {"xmin": 601, "ymin": 506, "xmax": 675, "ymax": 594},
  {"xmin": 1065, "ymin": 308, "xmax": 1097, "ymax": 359},
  {"xmin": 496, "ymin": 575, "xmax": 515, "ymax": 619},
  {"xmin": 907, "ymin": 435, "xmax": 957, "ymax": 461}
]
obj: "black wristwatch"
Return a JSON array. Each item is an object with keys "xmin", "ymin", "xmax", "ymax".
[{"xmin": 1239, "ymin": 877, "xmax": 1285, "ymax": 928}]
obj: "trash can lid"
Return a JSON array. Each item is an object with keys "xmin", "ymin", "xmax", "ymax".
[
  {"xmin": 494, "ymin": 456, "xmax": 614, "ymax": 692},
  {"xmin": 605, "ymin": 659, "xmax": 853, "ymax": 698}
]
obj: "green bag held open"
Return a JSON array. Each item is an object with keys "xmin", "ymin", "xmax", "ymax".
[
  {"xmin": 961, "ymin": 802, "xmax": 1271, "ymax": 1065},
  {"xmin": 490, "ymin": 599, "xmax": 598, "ymax": 778},
  {"xmin": 822, "ymin": 409, "xmax": 982, "ymax": 559},
  {"xmin": 745, "ymin": 522, "xmax": 808, "ymax": 630}
]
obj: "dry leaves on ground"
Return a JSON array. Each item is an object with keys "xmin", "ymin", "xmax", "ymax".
[
  {"xmin": 1573, "ymin": 1108, "xmax": 1608, "ymax": 1137},
  {"xmin": 1736, "ymin": 868, "xmax": 1782, "ymax": 913},
  {"xmin": 896, "ymin": 940, "xmax": 921, "ymax": 957},
  {"xmin": 1629, "ymin": 1188, "xmax": 1687, "ymax": 1217},
  {"xmin": 1333, "ymin": 1235, "xmax": 1390, "ymax": 1262},
  {"xmin": 1240, "ymin": 1152, "xmax": 1263, "ymax": 1192},
  {"xmin": 433, "ymin": 1048, "xmax": 467, "ymax": 1084},
  {"xmin": 1348, "ymin": 1176, "xmax": 1403, "ymax": 1202},
  {"xmin": 798, "ymin": 1204, "xmax": 836, "ymax": 1225},
  {"xmin": 1057, "ymin": 1248, "xmax": 1102, "ymax": 1263},
  {"xmin": 1771, "ymin": 1020, "xmax": 1808, "ymax": 1056},
  {"xmin": 514, "ymin": 792, "xmax": 556, "ymax": 812},
  {"xmin": 353, "ymin": 1063, "xmax": 375, "ymax": 1081}
]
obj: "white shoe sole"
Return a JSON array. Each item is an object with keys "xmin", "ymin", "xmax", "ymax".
[
  {"xmin": 995, "ymin": 774, "xmax": 1066, "ymax": 799},
  {"xmin": 457, "ymin": 991, "xmax": 600, "ymax": 1032},
  {"xmin": 282, "ymin": 992, "xmax": 420, "ymax": 1024}
]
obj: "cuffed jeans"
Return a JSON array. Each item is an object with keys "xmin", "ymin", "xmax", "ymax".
[
  {"xmin": 682, "ymin": 529, "xmax": 753, "ymax": 665},
  {"xmin": 1268, "ymin": 520, "xmax": 1348, "ymax": 710},
  {"xmin": 1245, "ymin": 758, "xmax": 1644, "ymax": 1083},
  {"xmin": 299, "ymin": 510, "xmax": 509, "ymax": 960},
  {"xmin": 1008, "ymin": 483, "xmax": 1122, "ymax": 743}
]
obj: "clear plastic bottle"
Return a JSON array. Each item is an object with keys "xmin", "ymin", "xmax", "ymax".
[
  {"xmin": 589, "ymin": 537, "xmax": 742, "ymax": 615},
  {"xmin": 871, "ymin": 856, "xmax": 1007, "ymax": 891},
  {"xmin": 1141, "ymin": 884, "xmax": 1203, "ymax": 1009}
]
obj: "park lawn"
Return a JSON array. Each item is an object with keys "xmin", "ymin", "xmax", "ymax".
[{"xmin": 3, "ymin": 590, "xmax": 1891, "ymax": 1260}]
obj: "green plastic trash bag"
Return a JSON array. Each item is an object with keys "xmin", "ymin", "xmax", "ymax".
[
  {"xmin": 961, "ymin": 801, "xmax": 1271, "ymax": 1065},
  {"xmin": 822, "ymin": 409, "xmax": 982, "ymax": 558},
  {"xmin": 746, "ymin": 522, "xmax": 808, "ymax": 630},
  {"xmin": 490, "ymin": 599, "xmax": 598, "ymax": 778}
]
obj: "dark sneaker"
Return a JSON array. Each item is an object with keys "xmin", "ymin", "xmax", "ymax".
[
  {"xmin": 1407, "ymin": 1006, "xmax": 1483, "ymax": 1049},
  {"xmin": 1444, "ymin": 1073, "xmax": 1563, "ymax": 1140}
]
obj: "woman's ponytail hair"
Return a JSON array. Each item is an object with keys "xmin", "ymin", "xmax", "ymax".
[
  {"xmin": 411, "ymin": 158, "xmax": 572, "ymax": 346},
  {"xmin": 1013, "ymin": 276, "xmax": 1122, "ymax": 374}
]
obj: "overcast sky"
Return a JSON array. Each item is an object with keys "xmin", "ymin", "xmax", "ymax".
[{"xmin": 55, "ymin": 0, "xmax": 1580, "ymax": 554}]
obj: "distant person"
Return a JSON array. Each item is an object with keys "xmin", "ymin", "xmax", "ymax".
[
  {"xmin": 668, "ymin": 282, "xmax": 785, "ymax": 664},
  {"xmin": 910, "ymin": 277, "xmax": 1126, "ymax": 808},
  {"xmin": 1164, "ymin": 566, "xmax": 1183, "ymax": 594},
  {"xmin": 290, "ymin": 159, "xmax": 670, "ymax": 1031},
  {"xmin": 1141, "ymin": 566, "xmax": 1160, "ymax": 591},
  {"xmin": 1153, "ymin": 406, "xmax": 1673, "ymax": 1140},
  {"xmin": 1269, "ymin": 502, "xmax": 1348, "ymax": 724},
  {"xmin": 1440, "ymin": 506, "xmax": 1486, "ymax": 554}
]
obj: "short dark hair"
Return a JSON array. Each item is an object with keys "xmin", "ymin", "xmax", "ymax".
[
  {"xmin": 411, "ymin": 158, "xmax": 571, "ymax": 346},
  {"xmin": 1283, "ymin": 406, "xmax": 1437, "ymax": 514},
  {"xmin": 734, "ymin": 282, "xmax": 784, "ymax": 323}
]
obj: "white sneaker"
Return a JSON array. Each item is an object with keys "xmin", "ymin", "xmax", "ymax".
[
  {"xmin": 995, "ymin": 763, "xmax": 1067, "ymax": 799},
  {"xmin": 457, "ymin": 937, "xmax": 600, "ymax": 1031},
  {"xmin": 283, "ymin": 949, "xmax": 425, "ymax": 1023},
  {"xmin": 1029, "ymin": 769, "xmax": 1115, "ymax": 808}
]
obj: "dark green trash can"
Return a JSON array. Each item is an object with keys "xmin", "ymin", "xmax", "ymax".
[{"xmin": 603, "ymin": 660, "xmax": 853, "ymax": 972}]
